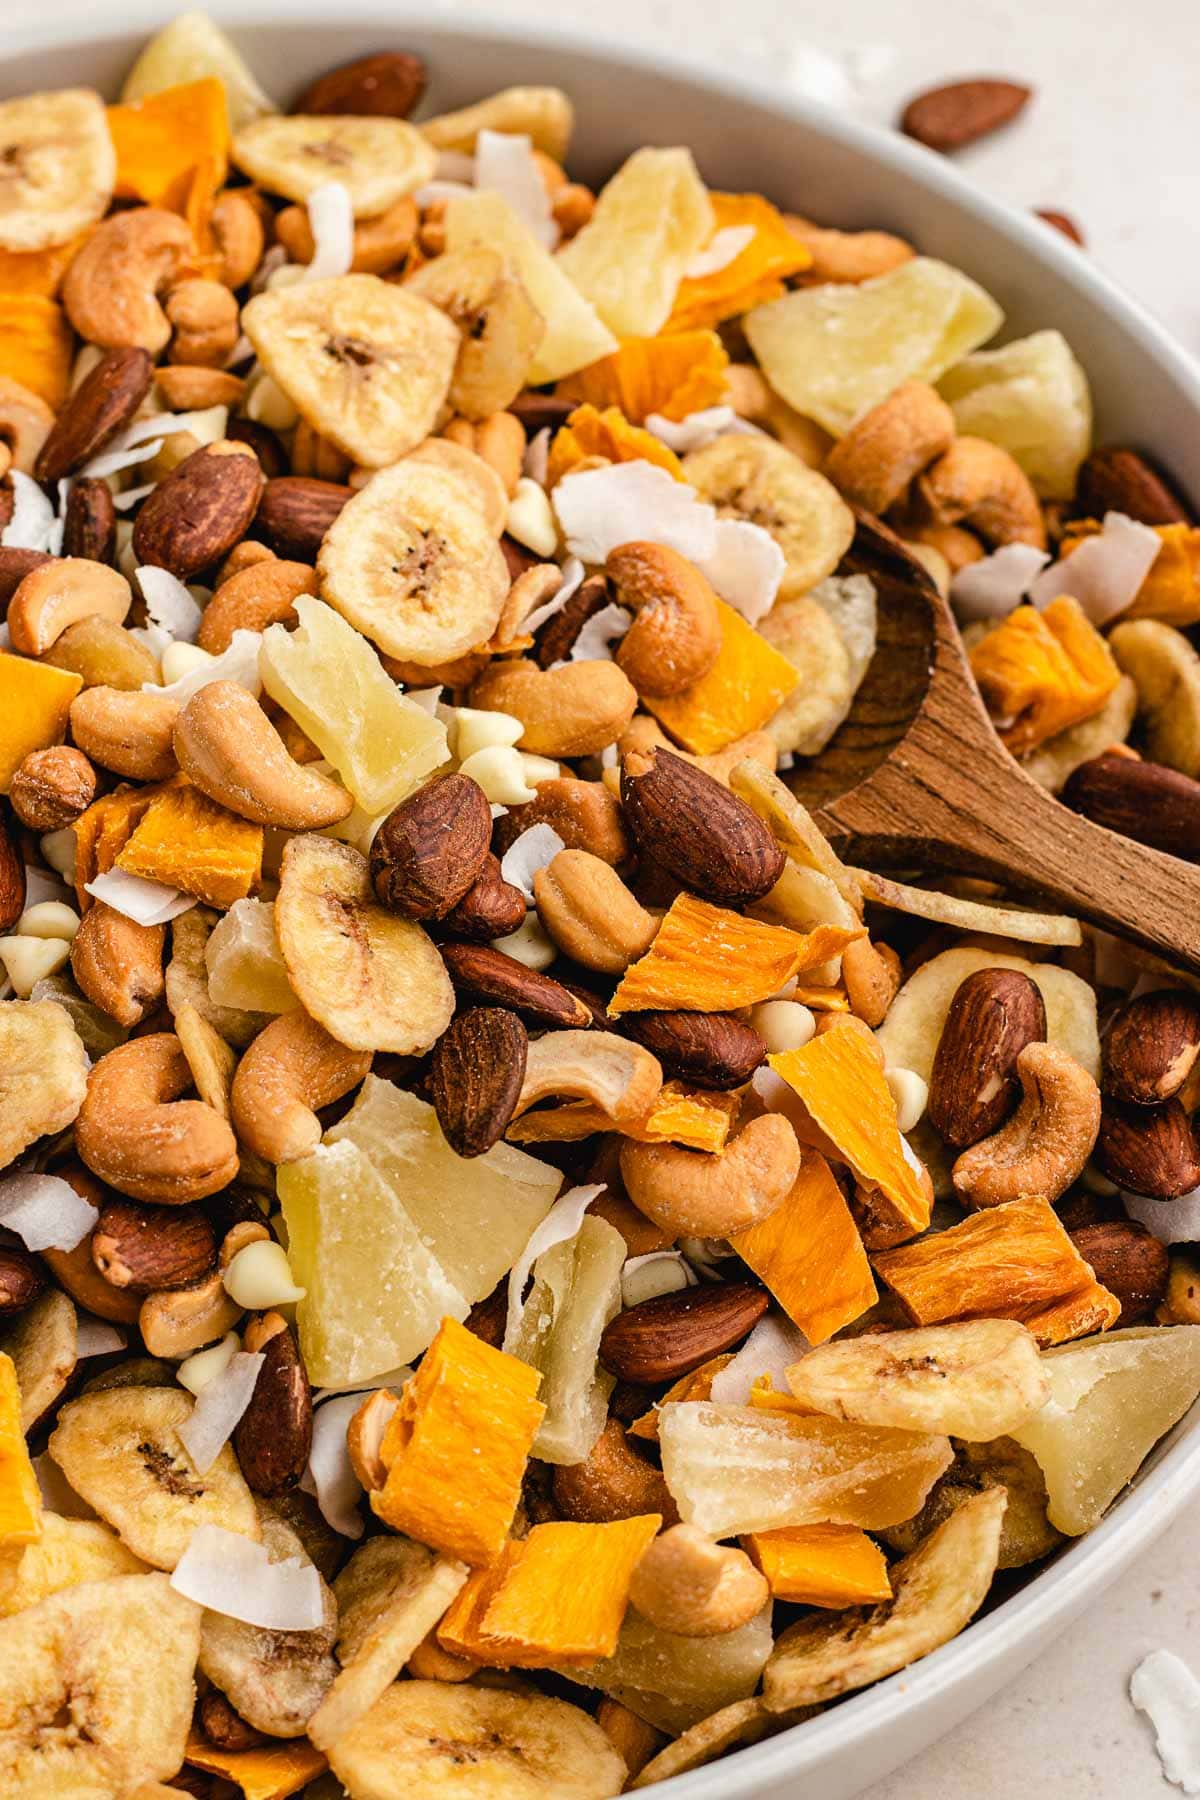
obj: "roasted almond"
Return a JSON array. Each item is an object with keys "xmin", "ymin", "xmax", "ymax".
[
  {"xmin": 439, "ymin": 942, "xmax": 593, "ymax": 1029},
  {"xmin": 901, "ymin": 78, "xmax": 1032, "ymax": 152},
  {"xmin": 133, "ymin": 440, "xmax": 265, "ymax": 579},
  {"xmin": 620, "ymin": 748, "xmax": 784, "ymax": 907},
  {"xmin": 927, "ymin": 968, "xmax": 1047, "ymax": 1148},
  {"xmin": 1094, "ymin": 1097, "xmax": 1200, "ymax": 1199},
  {"xmin": 370, "ymin": 773, "xmax": 493, "ymax": 919},
  {"xmin": 1103, "ymin": 989, "xmax": 1200, "ymax": 1106},
  {"xmin": 0, "ymin": 805, "xmax": 26, "ymax": 932},
  {"xmin": 493, "ymin": 777, "xmax": 631, "ymax": 868},
  {"xmin": 35, "ymin": 347, "xmax": 153, "ymax": 484},
  {"xmin": 91, "ymin": 1198, "xmax": 216, "ymax": 1292},
  {"xmin": 294, "ymin": 49, "xmax": 427, "ymax": 118},
  {"xmin": 622, "ymin": 1009, "xmax": 766, "ymax": 1091},
  {"xmin": 430, "ymin": 1006, "xmax": 528, "ymax": 1158},
  {"xmin": 1076, "ymin": 447, "xmax": 1191, "ymax": 527},
  {"xmin": 1068, "ymin": 1219, "xmax": 1169, "ymax": 1325},
  {"xmin": 1062, "ymin": 753, "xmax": 1200, "ymax": 860},
  {"xmin": 598, "ymin": 1282, "xmax": 769, "ymax": 1383},
  {"xmin": 61, "ymin": 477, "xmax": 117, "ymax": 564},
  {"xmin": 234, "ymin": 1315, "xmax": 313, "ymax": 1496},
  {"xmin": 255, "ymin": 476, "xmax": 352, "ymax": 560},
  {"xmin": 437, "ymin": 853, "xmax": 528, "ymax": 942},
  {"xmin": 0, "ymin": 1244, "xmax": 45, "ymax": 1315},
  {"xmin": 1034, "ymin": 209, "xmax": 1085, "ymax": 246},
  {"xmin": 534, "ymin": 575, "xmax": 610, "ymax": 667}
]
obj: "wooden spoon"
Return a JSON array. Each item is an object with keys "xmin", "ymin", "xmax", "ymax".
[{"xmin": 791, "ymin": 515, "xmax": 1200, "ymax": 974}]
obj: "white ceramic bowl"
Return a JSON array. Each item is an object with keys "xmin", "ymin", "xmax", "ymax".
[{"xmin": 6, "ymin": 10, "xmax": 1200, "ymax": 1797}]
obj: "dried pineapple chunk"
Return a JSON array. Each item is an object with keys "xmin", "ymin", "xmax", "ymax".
[
  {"xmin": 115, "ymin": 782, "xmax": 263, "ymax": 908},
  {"xmin": 556, "ymin": 1603, "xmax": 774, "ymax": 1735},
  {"xmin": 730, "ymin": 1151, "xmax": 876, "ymax": 1345},
  {"xmin": 742, "ymin": 1524, "xmax": 892, "ymax": 1608},
  {"xmin": 119, "ymin": 10, "xmax": 276, "ymax": 129},
  {"xmin": 937, "ymin": 329, "xmax": 1092, "ymax": 499},
  {"xmin": 205, "ymin": 897, "xmax": 297, "ymax": 1015}
]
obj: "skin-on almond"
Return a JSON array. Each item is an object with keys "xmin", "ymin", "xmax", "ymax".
[
  {"xmin": 34, "ymin": 347, "xmax": 153, "ymax": 484},
  {"xmin": 1076, "ymin": 447, "xmax": 1191, "ymax": 527},
  {"xmin": 0, "ymin": 1245, "xmax": 45, "ymax": 1315},
  {"xmin": 235, "ymin": 1313, "xmax": 312, "ymax": 1496},
  {"xmin": 620, "ymin": 748, "xmax": 784, "ymax": 907},
  {"xmin": 438, "ymin": 942, "xmax": 593, "ymax": 1029},
  {"xmin": 255, "ymin": 476, "xmax": 352, "ymax": 560},
  {"xmin": 295, "ymin": 49, "xmax": 427, "ymax": 117},
  {"xmin": 133, "ymin": 440, "xmax": 265, "ymax": 579},
  {"xmin": 370, "ymin": 773, "xmax": 493, "ymax": 919},
  {"xmin": 438, "ymin": 853, "xmax": 527, "ymax": 942},
  {"xmin": 927, "ymin": 968, "xmax": 1047, "ymax": 1149},
  {"xmin": 1094, "ymin": 1097, "xmax": 1200, "ymax": 1199},
  {"xmin": 1103, "ymin": 989, "xmax": 1200, "ymax": 1106},
  {"xmin": 0, "ymin": 809, "xmax": 25, "ymax": 932},
  {"xmin": 901, "ymin": 79, "xmax": 1032, "ymax": 152},
  {"xmin": 1061, "ymin": 753, "xmax": 1200, "ymax": 861},
  {"xmin": 1068, "ymin": 1219, "xmax": 1169, "ymax": 1325},
  {"xmin": 62, "ymin": 477, "xmax": 117, "ymax": 564},
  {"xmin": 430, "ymin": 1006, "xmax": 528, "ymax": 1158},
  {"xmin": 621, "ymin": 1009, "xmax": 766, "ymax": 1091},
  {"xmin": 598, "ymin": 1283, "xmax": 770, "ymax": 1383},
  {"xmin": 91, "ymin": 1197, "xmax": 216, "ymax": 1292}
]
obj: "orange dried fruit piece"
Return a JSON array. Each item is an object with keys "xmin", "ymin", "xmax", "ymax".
[
  {"xmin": 107, "ymin": 78, "xmax": 231, "ymax": 247},
  {"xmin": 969, "ymin": 595, "xmax": 1120, "ymax": 755},
  {"xmin": 0, "ymin": 234, "xmax": 90, "ymax": 299},
  {"xmin": 666, "ymin": 192, "xmax": 813, "ymax": 333},
  {"xmin": 183, "ymin": 1732, "xmax": 327, "ymax": 1800},
  {"xmin": 729, "ymin": 1150, "xmax": 877, "ymax": 1345},
  {"xmin": 507, "ymin": 1081, "xmax": 738, "ymax": 1152},
  {"xmin": 372, "ymin": 1315, "xmax": 544, "ymax": 1567},
  {"xmin": 116, "ymin": 783, "xmax": 264, "ymax": 908},
  {"xmin": 0, "ymin": 1353, "xmax": 41, "ymax": 1549},
  {"xmin": 742, "ymin": 1524, "xmax": 892, "ymax": 1608},
  {"xmin": 644, "ymin": 599, "xmax": 800, "ymax": 755},
  {"xmin": 0, "ymin": 295, "xmax": 73, "ymax": 407},
  {"xmin": 629, "ymin": 1355, "xmax": 734, "ymax": 1442},
  {"xmin": 546, "ymin": 403, "xmax": 684, "ymax": 485},
  {"xmin": 873, "ymin": 1195, "xmax": 1120, "ymax": 1347},
  {"xmin": 73, "ymin": 780, "xmax": 177, "ymax": 904},
  {"xmin": 769, "ymin": 1024, "xmax": 931, "ymax": 1239},
  {"xmin": 1059, "ymin": 520, "xmax": 1200, "ymax": 626},
  {"xmin": 610, "ymin": 890, "xmax": 856, "ymax": 1015},
  {"xmin": 0, "ymin": 653, "xmax": 81, "ymax": 792},
  {"xmin": 557, "ymin": 330, "xmax": 729, "ymax": 424},
  {"xmin": 438, "ymin": 1514, "xmax": 661, "ymax": 1667}
]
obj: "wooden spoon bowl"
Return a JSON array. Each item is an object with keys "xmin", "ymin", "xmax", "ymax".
[{"xmin": 794, "ymin": 515, "xmax": 1200, "ymax": 974}]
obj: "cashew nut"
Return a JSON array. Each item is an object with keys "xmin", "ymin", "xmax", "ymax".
[
  {"xmin": 8, "ymin": 559, "xmax": 131, "ymax": 657},
  {"xmin": 140, "ymin": 1268, "xmax": 244, "ymax": 1359},
  {"xmin": 0, "ymin": 376, "xmax": 54, "ymax": 474},
  {"xmin": 210, "ymin": 189, "xmax": 267, "ymax": 289},
  {"xmin": 277, "ymin": 195, "xmax": 418, "ymax": 278},
  {"xmin": 628, "ymin": 1524, "xmax": 769, "ymax": 1637},
  {"xmin": 155, "ymin": 365, "xmax": 246, "ymax": 413},
  {"xmin": 165, "ymin": 278, "xmax": 240, "ymax": 368},
  {"xmin": 918, "ymin": 436, "xmax": 1047, "ymax": 550},
  {"xmin": 62, "ymin": 208, "xmax": 194, "ymax": 354},
  {"xmin": 823, "ymin": 381, "xmax": 956, "ymax": 516},
  {"xmin": 784, "ymin": 215, "xmax": 916, "ymax": 284},
  {"xmin": 533, "ymin": 850, "xmax": 658, "ymax": 974},
  {"xmin": 618, "ymin": 714, "xmax": 777, "ymax": 789},
  {"xmin": 75, "ymin": 1033, "xmax": 240, "ymax": 1203},
  {"xmin": 620, "ymin": 1113, "xmax": 802, "ymax": 1238},
  {"xmin": 443, "ymin": 411, "xmax": 526, "ymax": 498},
  {"xmin": 606, "ymin": 541, "xmax": 723, "ymax": 698},
  {"xmin": 552, "ymin": 1417, "xmax": 678, "ymax": 1524},
  {"xmin": 69, "ymin": 686, "xmax": 179, "ymax": 782},
  {"xmin": 842, "ymin": 935, "xmax": 902, "ymax": 1028},
  {"xmin": 513, "ymin": 1029, "xmax": 662, "ymax": 1124},
  {"xmin": 496, "ymin": 776, "xmax": 631, "ymax": 867},
  {"xmin": 70, "ymin": 901, "xmax": 165, "ymax": 1028},
  {"xmin": 197, "ymin": 560, "xmax": 318, "ymax": 655},
  {"xmin": 469, "ymin": 658, "xmax": 638, "ymax": 758},
  {"xmin": 952, "ymin": 1041, "xmax": 1101, "ymax": 1210},
  {"xmin": 231, "ymin": 1009, "xmax": 373, "ymax": 1164},
  {"xmin": 346, "ymin": 1388, "xmax": 400, "ymax": 1492},
  {"xmin": 908, "ymin": 522, "xmax": 986, "ymax": 574},
  {"xmin": 172, "ymin": 681, "xmax": 353, "ymax": 829}
]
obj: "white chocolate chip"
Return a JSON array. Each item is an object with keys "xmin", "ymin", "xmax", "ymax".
[
  {"xmin": 621, "ymin": 1252, "xmax": 696, "ymax": 1308},
  {"xmin": 506, "ymin": 476, "xmax": 559, "ymax": 557},
  {"xmin": 750, "ymin": 999, "xmax": 816, "ymax": 1053},
  {"xmin": 245, "ymin": 372, "xmax": 299, "ymax": 432},
  {"xmin": 492, "ymin": 912, "xmax": 557, "ymax": 970},
  {"xmin": 39, "ymin": 828, "xmax": 77, "ymax": 882},
  {"xmin": 519, "ymin": 752, "xmax": 560, "ymax": 786},
  {"xmin": 160, "ymin": 640, "xmax": 216, "ymax": 685},
  {"xmin": 886, "ymin": 1066, "xmax": 930, "ymax": 1133},
  {"xmin": 15, "ymin": 901, "xmax": 80, "ymax": 942},
  {"xmin": 452, "ymin": 706, "xmax": 523, "ymax": 761},
  {"xmin": 457, "ymin": 745, "xmax": 537, "ymax": 805},
  {"xmin": 0, "ymin": 935, "xmax": 71, "ymax": 997},
  {"xmin": 177, "ymin": 1331, "xmax": 241, "ymax": 1396},
  {"xmin": 223, "ymin": 1239, "xmax": 306, "ymax": 1310}
]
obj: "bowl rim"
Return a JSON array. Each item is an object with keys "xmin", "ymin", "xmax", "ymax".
[{"xmin": 7, "ymin": 9, "xmax": 1200, "ymax": 1794}]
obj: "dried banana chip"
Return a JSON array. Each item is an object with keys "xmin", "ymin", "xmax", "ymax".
[
  {"xmin": 1109, "ymin": 618, "xmax": 1200, "ymax": 777},
  {"xmin": 630, "ymin": 1697, "xmax": 814, "ymax": 1789},
  {"xmin": 420, "ymin": 86, "xmax": 574, "ymax": 160},
  {"xmin": 233, "ymin": 115, "xmax": 434, "ymax": 214},
  {"xmin": 0, "ymin": 1513, "xmax": 148, "ymax": 1617},
  {"xmin": 0, "ymin": 89, "xmax": 116, "ymax": 252},
  {"xmin": 0, "ymin": 1288, "xmax": 76, "ymax": 1434},
  {"xmin": 683, "ymin": 436, "xmax": 854, "ymax": 603},
  {"xmin": 758, "ymin": 593, "xmax": 854, "ymax": 756},
  {"xmin": 406, "ymin": 247, "xmax": 545, "ymax": 420},
  {"xmin": 47, "ymin": 1386, "xmax": 260, "ymax": 1570},
  {"xmin": 762, "ymin": 1487, "xmax": 1006, "ymax": 1710},
  {"xmin": 175, "ymin": 1000, "xmax": 237, "ymax": 1118},
  {"xmin": 0, "ymin": 999, "xmax": 89, "ymax": 1171},
  {"xmin": 881, "ymin": 1438, "xmax": 1063, "ymax": 1571},
  {"xmin": 852, "ymin": 869, "xmax": 1082, "ymax": 947}
]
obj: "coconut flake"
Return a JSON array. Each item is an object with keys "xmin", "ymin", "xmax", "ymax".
[
  {"xmin": 402, "ymin": 685, "xmax": 443, "ymax": 716},
  {"xmin": 1124, "ymin": 1187, "xmax": 1200, "ymax": 1244},
  {"xmin": 85, "ymin": 870, "xmax": 194, "ymax": 927},
  {"xmin": 178, "ymin": 1351, "xmax": 264, "ymax": 1474},
  {"xmin": 147, "ymin": 628, "xmax": 262, "ymax": 704},
  {"xmin": 645, "ymin": 406, "xmax": 739, "ymax": 454},
  {"xmin": 1, "ymin": 472, "xmax": 58, "ymax": 552},
  {"xmin": 521, "ymin": 556, "xmax": 584, "ymax": 636},
  {"xmin": 79, "ymin": 437, "xmax": 166, "ymax": 482},
  {"xmin": 34, "ymin": 1453, "xmax": 97, "ymax": 1520},
  {"xmin": 303, "ymin": 181, "xmax": 355, "ymax": 282},
  {"xmin": 414, "ymin": 180, "xmax": 475, "ymax": 208},
  {"xmin": 435, "ymin": 150, "xmax": 477, "ymax": 182},
  {"xmin": 136, "ymin": 566, "xmax": 203, "ymax": 645},
  {"xmin": 171, "ymin": 1523, "xmax": 324, "ymax": 1630},
  {"xmin": 75, "ymin": 1315, "xmax": 128, "ymax": 1359},
  {"xmin": 500, "ymin": 824, "xmax": 565, "ymax": 903},
  {"xmin": 554, "ymin": 462, "xmax": 719, "ymax": 566},
  {"xmin": 1131, "ymin": 1649, "xmax": 1200, "ymax": 1795},
  {"xmin": 568, "ymin": 602, "xmax": 633, "ymax": 664},
  {"xmin": 685, "ymin": 225, "xmax": 756, "ymax": 279},
  {"xmin": 1027, "ymin": 511, "xmax": 1164, "ymax": 625},
  {"xmin": 475, "ymin": 130, "xmax": 558, "ymax": 249},
  {"xmin": 523, "ymin": 426, "xmax": 551, "ymax": 488},
  {"xmin": 93, "ymin": 408, "xmax": 231, "ymax": 470},
  {"xmin": 302, "ymin": 1391, "xmax": 369, "ymax": 1538},
  {"xmin": 113, "ymin": 482, "xmax": 155, "ymax": 513},
  {"xmin": 696, "ymin": 518, "xmax": 784, "ymax": 625},
  {"xmin": 504, "ymin": 1184, "xmax": 604, "ymax": 1349},
  {"xmin": 0, "ymin": 1172, "xmax": 98, "ymax": 1252},
  {"xmin": 951, "ymin": 543, "xmax": 1051, "ymax": 622},
  {"xmin": 709, "ymin": 1311, "xmax": 812, "ymax": 1404}
]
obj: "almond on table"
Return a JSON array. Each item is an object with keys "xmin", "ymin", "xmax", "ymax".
[{"xmin": 0, "ymin": 16, "xmax": 1193, "ymax": 1794}]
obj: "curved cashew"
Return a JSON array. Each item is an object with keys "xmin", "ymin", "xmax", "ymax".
[
  {"xmin": 8, "ymin": 558, "xmax": 131, "ymax": 657},
  {"xmin": 165, "ymin": 278, "xmax": 239, "ymax": 368},
  {"xmin": 513, "ymin": 1029, "xmax": 662, "ymax": 1124},
  {"xmin": 783, "ymin": 215, "xmax": 916, "ymax": 284},
  {"xmin": 824, "ymin": 381, "xmax": 956, "ymax": 516},
  {"xmin": 231, "ymin": 1010, "xmax": 373, "ymax": 1164},
  {"xmin": 69, "ymin": 687, "xmax": 179, "ymax": 782},
  {"xmin": 75, "ymin": 1033, "xmax": 240, "ymax": 1203},
  {"xmin": 347, "ymin": 1388, "xmax": 400, "ymax": 1492},
  {"xmin": 173, "ymin": 681, "xmax": 353, "ymax": 828},
  {"xmin": 533, "ymin": 850, "xmax": 658, "ymax": 974},
  {"xmin": 197, "ymin": 560, "xmax": 318, "ymax": 655},
  {"xmin": 918, "ymin": 436, "xmax": 1047, "ymax": 550},
  {"xmin": 62, "ymin": 208, "xmax": 194, "ymax": 354},
  {"xmin": 952, "ymin": 1041, "xmax": 1100, "ymax": 1210},
  {"xmin": 469, "ymin": 658, "xmax": 638, "ymax": 758},
  {"xmin": 553, "ymin": 1417, "xmax": 678, "ymax": 1525},
  {"xmin": 140, "ymin": 1268, "xmax": 243, "ymax": 1359},
  {"xmin": 628, "ymin": 1523, "xmax": 769, "ymax": 1638},
  {"xmin": 606, "ymin": 541, "xmax": 722, "ymax": 698},
  {"xmin": 908, "ymin": 522, "xmax": 986, "ymax": 574},
  {"xmin": 277, "ymin": 195, "xmax": 418, "ymax": 277},
  {"xmin": 443, "ymin": 411, "xmax": 526, "ymax": 498},
  {"xmin": 210, "ymin": 189, "xmax": 267, "ymax": 289},
  {"xmin": 620, "ymin": 1113, "xmax": 802, "ymax": 1238},
  {"xmin": 842, "ymin": 935, "xmax": 902, "ymax": 1028},
  {"xmin": 0, "ymin": 376, "xmax": 54, "ymax": 474},
  {"xmin": 70, "ymin": 901, "xmax": 165, "ymax": 1028}
]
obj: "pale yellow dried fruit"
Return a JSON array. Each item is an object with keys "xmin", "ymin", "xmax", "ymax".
[
  {"xmin": 406, "ymin": 247, "xmax": 545, "ymax": 420},
  {"xmin": 0, "ymin": 999, "xmax": 88, "ymax": 1171},
  {"xmin": 0, "ymin": 89, "xmax": 116, "ymax": 252},
  {"xmin": 937, "ymin": 330, "xmax": 1092, "ymax": 501},
  {"xmin": 420, "ymin": 86, "xmax": 574, "ymax": 160},
  {"xmin": 0, "ymin": 1289, "xmax": 76, "ymax": 1433},
  {"xmin": 119, "ymin": 11, "xmax": 276, "ymax": 129},
  {"xmin": 1109, "ymin": 618, "xmax": 1200, "ymax": 778},
  {"xmin": 0, "ymin": 1513, "xmax": 148, "ymax": 1617},
  {"xmin": 683, "ymin": 435, "xmax": 854, "ymax": 604},
  {"xmin": 166, "ymin": 905, "xmax": 272, "ymax": 1050},
  {"xmin": 233, "ymin": 114, "xmax": 435, "ymax": 214},
  {"xmin": 556, "ymin": 1604, "xmax": 774, "ymax": 1736},
  {"xmin": 757, "ymin": 593, "xmax": 854, "ymax": 756}
]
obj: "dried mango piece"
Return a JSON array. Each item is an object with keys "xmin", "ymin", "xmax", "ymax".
[
  {"xmin": 0, "ymin": 295, "xmax": 73, "ymax": 408},
  {"xmin": 547, "ymin": 403, "xmax": 684, "ymax": 485},
  {"xmin": 790, "ymin": 985, "xmax": 850, "ymax": 1012},
  {"xmin": 438, "ymin": 1515, "xmax": 661, "ymax": 1667},
  {"xmin": 873, "ymin": 1196, "xmax": 1120, "ymax": 1347},
  {"xmin": 644, "ymin": 600, "xmax": 800, "ymax": 755},
  {"xmin": 742, "ymin": 1524, "xmax": 891, "ymax": 1608},
  {"xmin": 969, "ymin": 596, "xmax": 1119, "ymax": 755},
  {"xmin": 73, "ymin": 780, "xmax": 179, "ymax": 905},
  {"xmin": 0, "ymin": 654, "xmax": 80, "ymax": 792},
  {"xmin": 0, "ymin": 1354, "xmax": 40, "ymax": 1548},
  {"xmin": 507, "ymin": 1081, "xmax": 738, "ymax": 1152},
  {"xmin": 116, "ymin": 783, "xmax": 263, "ymax": 908},
  {"xmin": 183, "ymin": 1732, "xmax": 327, "ymax": 1800},
  {"xmin": 667, "ymin": 193, "xmax": 813, "ymax": 333},
  {"xmin": 609, "ymin": 891, "xmax": 855, "ymax": 1015},
  {"xmin": 372, "ymin": 1315, "xmax": 544, "ymax": 1566},
  {"xmin": 1059, "ymin": 520, "xmax": 1200, "ymax": 626},
  {"xmin": 108, "ymin": 78, "xmax": 231, "ymax": 249},
  {"xmin": 0, "ymin": 234, "xmax": 90, "ymax": 299},
  {"xmin": 729, "ymin": 1151, "xmax": 877, "ymax": 1344},
  {"xmin": 769, "ymin": 1026, "xmax": 931, "ymax": 1239},
  {"xmin": 629, "ymin": 1355, "xmax": 734, "ymax": 1442},
  {"xmin": 557, "ymin": 331, "xmax": 729, "ymax": 423}
]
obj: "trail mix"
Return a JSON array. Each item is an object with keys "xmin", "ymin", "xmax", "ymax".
[{"xmin": 0, "ymin": 14, "xmax": 1197, "ymax": 1798}]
